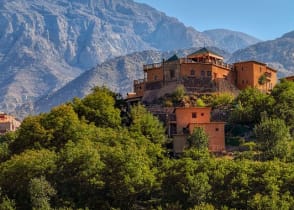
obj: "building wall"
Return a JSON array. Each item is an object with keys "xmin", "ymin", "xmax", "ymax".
[
  {"xmin": 188, "ymin": 122, "xmax": 225, "ymax": 152},
  {"xmin": 134, "ymin": 82, "xmax": 145, "ymax": 97},
  {"xmin": 234, "ymin": 61, "xmax": 277, "ymax": 92},
  {"xmin": 0, "ymin": 114, "xmax": 21, "ymax": 134},
  {"xmin": 180, "ymin": 63, "xmax": 213, "ymax": 78},
  {"xmin": 146, "ymin": 67, "xmax": 163, "ymax": 82},
  {"xmin": 163, "ymin": 60, "xmax": 181, "ymax": 81},
  {"xmin": 265, "ymin": 66, "xmax": 277, "ymax": 91},
  {"xmin": 173, "ymin": 134, "xmax": 187, "ymax": 153},
  {"xmin": 284, "ymin": 76, "xmax": 294, "ymax": 81},
  {"xmin": 175, "ymin": 107, "xmax": 211, "ymax": 134},
  {"xmin": 252, "ymin": 63, "xmax": 276, "ymax": 92},
  {"xmin": 234, "ymin": 62, "xmax": 254, "ymax": 90},
  {"xmin": 211, "ymin": 65, "xmax": 231, "ymax": 80}
]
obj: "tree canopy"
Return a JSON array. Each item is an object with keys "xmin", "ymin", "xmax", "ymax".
[{"xmin": 0, "ymin": 85, "xmax": 294, "ymax": 209}]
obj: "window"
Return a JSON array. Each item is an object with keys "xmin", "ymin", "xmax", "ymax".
[
  {"xmin": 192, "ymin": 112, "xmax": 197, "ymax": 118},
  {"xmin": 190, "ymin": 69, "xmax": 195, "ymax": 76},
  {"xmin": 201, "ymin": 70, "xmax": 205, "ymax": 77},
  {"xmin": 260, "ymin": 67, "xmax": 262, "ymax": 72},
  {"xmin": 201, "ymin": 113, "xmax": 204, "ymax": 116},
  {"xmin": 242, "ymin": 80, "xmax": 245, "ymax": 84},
  {"xmin": 207, "ymin": 71, "xmax": 212, "ymax": 77},
  {"xmin": 154, "ymin": 75, "xmax": 158, "ymax": 80},
  {"xmin": 246, "ymin": 80, "xmax": 248, "ymax": 84},
  {"xmin": 170, "ymin": 70, "xmax": 175, "ymax": 78},
  {"xmin": 215, "ymin": 128, "xmax": 219, "ymax": 131}
]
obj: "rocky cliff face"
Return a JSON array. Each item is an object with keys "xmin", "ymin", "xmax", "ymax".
[{"xmin": 229, "ymin": 31, "xmax": 294, "ymax": 77}]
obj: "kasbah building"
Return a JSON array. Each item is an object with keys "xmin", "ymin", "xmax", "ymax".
[
  {"xmin": 126, "ymin": 47, "xmax": 277, "ymax": 154},
  {"xmin": 0, "ymin": 112, "xmax": 21, "ymax": 134}
]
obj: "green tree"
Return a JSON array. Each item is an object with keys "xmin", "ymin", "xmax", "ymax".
[
  {"xmin": 0, "ymin": 132, "xmax": 16, "ymax": 161},
  {"xmin": 0, "ymin": 189, "xmax": 15, "ymax": 210},
  {"xmin": 10, "ymin": 115, "xmax": 48, "ymax": 153},
  {"xmin": 254, "ymin": 118, "xmax": 291, "ymax": 160},
  {"xmin": 10, "ymin": 105, "xmax": 87, "ymax": 153},
  {"xmin": 211, "ymin": 92, "xmax": 235, "ymax": 108},
  {"xmin": 100, "ymin": 142, "xmax": 157, "ymax": 209},
  {"xmin": 172, "ymin": 85, "xmax": 185, "ymax": 103},
  {"xmin": 196, "ymin": 98, "xmax": 206, "ymax": 107},
  {"xmin": 29, "ymin": 176, "xmax": 56, "ymax": 210},
  {"xmin": 161, "ymin": 158, "xmax": 211, "ymax": 209},
  {"xmin": 271, "ymin": 80, "xmax": 294, "ymax": 136},
  {"xmin": 0, "ymin": 149, "xmax": 56, "ymax": 209},
  {"xmin": 258, "ymin": 74, "xmax": 267, "ymax": 85},
  {"xmin": 42, "ymin": 104, "xmax": 86, "ymax": 149},
  {"xmin": 230, "ymin": 87, "xmax": 274, "ymax": 125},
  {"xmin": 71, "ymin": 86, "xmax": 121, "ymax": 128},
  {"xmin": 187, "ymin": 127, "xmax": 209, "ymax": 150},
  {"xmin": 129, "ymin": 104, "xmax": 166, "ymax": 145},
  {"xmin": 55, "ymin": 139, "xmax": 104, "ymax": 208}
]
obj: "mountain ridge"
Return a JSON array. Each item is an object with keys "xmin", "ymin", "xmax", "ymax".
[
  {"xmin": 203, "ymin": 29, "xmax": 261, "ymax": 52},
  {"xmin": 0, "ymin": 0, "xmax": 263, "ymax": 117}
]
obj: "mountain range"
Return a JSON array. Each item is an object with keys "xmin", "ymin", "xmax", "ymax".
[
  {"xmin": 229, "ymin": 31, "xmax": 294, "ymax": 77},
  {"xmin": 0, "ymin": 0, "xmax": 293, "ymax": 118}
]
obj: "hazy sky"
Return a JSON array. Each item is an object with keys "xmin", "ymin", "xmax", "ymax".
[{"xmin": 134, "ymin": 0, "xmax": 294, "ymax": 41}]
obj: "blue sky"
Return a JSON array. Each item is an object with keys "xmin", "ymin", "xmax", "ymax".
[{"xmin": 134, "ymin": 0, "xmax": 294, "ymax": 41}]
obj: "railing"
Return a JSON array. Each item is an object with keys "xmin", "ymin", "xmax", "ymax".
[
  {"xmin": 134, "ymin": 79, "xmax": 145, "ymax": 85},
  {"xmin": 143, "ymin": 62, "xmax": 162, "ymax": 70},
  {"xmin": 180, "ymin": 58, "xmax": 232, "ymax": 69}
]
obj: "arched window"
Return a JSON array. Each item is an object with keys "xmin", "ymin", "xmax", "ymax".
[{"xmin": 190, "ymin": 69, "xmax": 195, "ymax": 76}]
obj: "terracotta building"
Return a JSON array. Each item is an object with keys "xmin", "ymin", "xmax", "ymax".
[
  {"xmin": 127, "ymin": 47, "xmax": 278, "ymax": 153},
  {"xmin": 132, "ymin": 47, "xmax": 277, "ymax": 101},
  {"xmin": 0, "ymin": 113, "xmax": 21, "ymax": 134},
  {"xmin": 171, "ymin": 107, "xmax": 225, "ymax": 153},
  {"xmin": 233, "ymin": 61, "xmax": 277, "ymax": 93},
  {"xmin": 282, "ymin": 75, "xmax": 294, "ymax": 81}
]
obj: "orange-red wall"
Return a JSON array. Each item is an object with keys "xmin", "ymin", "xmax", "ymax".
[
  {"xmin": 146, "ymin": 67, "xmax": 164, "ymax": 82},
  {"xmin": 180, "ymin": 63, "xmax": 213, "ymax": 78},
  {"xmin": 234, "ymin": 62, "xmax": 254, "ymax": 90},
  {"xmin": 188, "ymin": 122, "xmax": 225, "ymax": 152},
  {"xmin": 175, "ymin": 107, "xmax": 211, "ymax": 134},
  {"xmin": 234, "ymin": 61, "xmax": 277, "ymax": 92}
]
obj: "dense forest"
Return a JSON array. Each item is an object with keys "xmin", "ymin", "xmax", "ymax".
[{"xmin": 0, "ymin": 80, "xmax": 294, "ymax": 210}]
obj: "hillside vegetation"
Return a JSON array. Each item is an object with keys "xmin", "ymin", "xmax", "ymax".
[{"xmin": 0, "ymin": 81, "xmax": 294, "ymax": 209}]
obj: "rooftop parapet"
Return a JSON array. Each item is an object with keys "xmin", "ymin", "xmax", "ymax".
[{"xmin": 143, "ymin": 62, "xmax": 162, "ymax": 71}]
